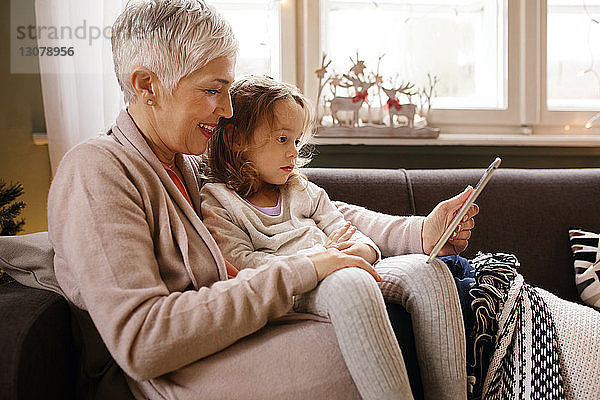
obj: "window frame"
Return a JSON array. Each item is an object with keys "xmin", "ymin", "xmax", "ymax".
[
  {"xmin": 538, "ymin": 0, "xmax": 600, "ymax": 134},
  {"xmin": 290, "ymin": 0, "xmax": 600, "ymax": 138},
  {"xmin": 280, "ymin": 0, "xmax": 297, "ymax": 84}
]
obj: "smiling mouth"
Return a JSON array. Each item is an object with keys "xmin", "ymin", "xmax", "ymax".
[
  {"xmin": 198, "ymin": 123, "xmax": 216, "ymax": 139},
  {"xmin": 280, "ymin": 166, "xmax": 293, "ymax": 172}
]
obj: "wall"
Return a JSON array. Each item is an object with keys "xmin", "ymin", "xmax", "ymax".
[{"xmin": 1, "ymin": 0, "xmax": 51, "ymax": 234}]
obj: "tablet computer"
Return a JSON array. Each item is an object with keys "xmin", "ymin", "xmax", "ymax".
[{"xmin": 426, "ymin": 157, "xmax": 501, "ymax": 264}]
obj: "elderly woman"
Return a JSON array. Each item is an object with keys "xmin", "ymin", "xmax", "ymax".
[{"xmin": 47, "ymin": 1, "xmax": 478, "ymax": 399}]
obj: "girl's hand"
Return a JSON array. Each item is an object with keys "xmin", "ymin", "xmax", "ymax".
[
  {"xmin": 324, "ymin": 222, "xmax": 357, "ymax": 247},
  {"xmin": 335, "ymin": 242, "xmax": 378, "ymax": 264},
  {"xmin": 422, "ymin": 186, "xmax": 479, "ymax": 257},
  {"xmin": 308, "ymin": 248, "xmax": 381, "ymax": 282},
  {"xmin": 324, "ymin": 222, "xmax": 377, "ymax": 264}
]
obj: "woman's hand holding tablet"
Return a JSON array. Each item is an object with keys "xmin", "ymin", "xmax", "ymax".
[{"xmin": 425, "ymin": 157, "xmax": 501, "ymax": 263}]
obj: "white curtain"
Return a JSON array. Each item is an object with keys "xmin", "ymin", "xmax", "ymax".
[{"xmin": 35, "ymin": 0, "xmax": 126, "ymax": 173}]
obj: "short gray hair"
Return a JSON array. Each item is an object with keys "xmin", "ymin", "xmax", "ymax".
[{"xmin": 111, "ymin": 0, "xmax": 238, "ymax": 103}]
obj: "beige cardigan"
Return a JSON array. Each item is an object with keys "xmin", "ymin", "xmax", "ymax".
[{"xmin": 48, "ymin": 109, "xmax": 424, "ymax": 399}]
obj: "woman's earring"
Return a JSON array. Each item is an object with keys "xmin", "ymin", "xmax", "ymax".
[{"xmin": 146, "ymin": 99, "xmax": 154, "ymax": 106}]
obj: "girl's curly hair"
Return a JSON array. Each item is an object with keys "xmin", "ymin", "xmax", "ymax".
[{"xmin": 205, "ymin": 75, "xmax": 314, "ymax": 197}]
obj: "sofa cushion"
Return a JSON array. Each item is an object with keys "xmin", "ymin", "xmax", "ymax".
[
  {"xmin": 568, "ymin": 229, "xmax": 600, "ymax": 309},
  {"xmin": 0, "ymin": 232, "xmax": 64, "ymax": 296},
  {"xmin": 0, "ymin": 232, "xmax": 135, "ymax": 398},
  {"xmin": 303, "ymin": 168, "xmax": 414, "ymax": 216},
  {"xmin": 0, "ymin": 279, "xmax": 77, "ymax": 399}
]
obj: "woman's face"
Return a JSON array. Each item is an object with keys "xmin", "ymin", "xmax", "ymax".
[
  {"xmin": 246, "ymin": 99, "xmax": 305, "ymax": 187},
  {"xmin": 151, "ymin": 55, "xmax": 236, "ymax": 156}
]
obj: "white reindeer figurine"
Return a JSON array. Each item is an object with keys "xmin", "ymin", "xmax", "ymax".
[
  {"xmin": 381, "ymin": 84, "xmax": 416, "ymax": 128},
  {"xmin": 330, "ymin": 76, "xmax": 374, "ymax": 127}
]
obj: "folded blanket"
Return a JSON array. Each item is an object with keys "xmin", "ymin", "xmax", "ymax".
[
  {"xmin": 467, "ymin": 253, "xmax": 600, "ymax": 400},
  {"xmin": 537, "ymin": 287, "xmax": 600, "ymax": 399}
]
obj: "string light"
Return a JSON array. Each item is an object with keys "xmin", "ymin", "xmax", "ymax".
[
  {"xmin": 585, "ymin": 112, "xmax": 600, "ymax": 128},
  {"xmin": 578, "ymin": 68, "xmax": 592, "ymax": 76}
]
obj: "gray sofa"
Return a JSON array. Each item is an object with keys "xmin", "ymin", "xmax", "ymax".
[{"xmin": 1, "ymin": 167, "xmax": 598, "ymax": 399}]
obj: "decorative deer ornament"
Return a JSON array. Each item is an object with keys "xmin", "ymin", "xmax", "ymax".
[
  {"xmin": 330, "ymin": 76, "xmax": 375, "ymax": 127},
  {"xmin": 382, "ymin": 85, "xmax": 416, "ymax": 128}
]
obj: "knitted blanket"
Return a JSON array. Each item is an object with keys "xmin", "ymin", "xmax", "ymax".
[{"xmin": 466, "ymin": 253, "xmax": 600, "ymax": 400}]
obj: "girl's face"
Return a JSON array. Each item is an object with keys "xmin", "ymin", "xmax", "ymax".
[{"xmin": 245, "ymin": 99, "xmax": 305, "ymax": 188}]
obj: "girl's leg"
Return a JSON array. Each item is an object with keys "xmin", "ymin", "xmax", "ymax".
[
  {"xmin": 375, "ymin": 254, "xmax": 467, "ymax": 400},
  {"xmin": 294, "ymin": 267, "xmax": 414, "ymax": 400}
]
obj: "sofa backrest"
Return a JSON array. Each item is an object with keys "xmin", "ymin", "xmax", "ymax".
[{"xmin": 304, "ymin": 167, "xmax": 600, "ymax": 303}]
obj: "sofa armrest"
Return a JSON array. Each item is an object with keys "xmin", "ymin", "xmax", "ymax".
[{"xmin": 0, "ymin": 277, "xmax": 77, "ymax": 399}]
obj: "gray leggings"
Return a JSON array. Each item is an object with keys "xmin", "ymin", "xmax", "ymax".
[{"xmin": 294, "ymin": 254, "xmax": 467, "ymax": 400}]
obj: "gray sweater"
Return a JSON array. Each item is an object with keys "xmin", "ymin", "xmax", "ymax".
[{"xmin": 200, "ymin": 180, "xmax": 382, "ymax": 270}]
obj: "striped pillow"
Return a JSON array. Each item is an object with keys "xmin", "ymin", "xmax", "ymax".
[{"xmin": 569, "ymin": 229, "xmax": 600, "ymax": 309}]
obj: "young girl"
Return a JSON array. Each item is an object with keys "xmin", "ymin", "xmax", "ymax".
[{"xmin": 200, "ymin": 75, "xmax": 467, "ymax": 400}]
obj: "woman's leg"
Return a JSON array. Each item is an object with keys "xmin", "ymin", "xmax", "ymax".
[
  {"xmin": 294, "ymin": 267, "xmax": 414, "ymax": 400},
  {"xmin": 375, "ymin": 254, "xmax": 467, "ymax": 400}
]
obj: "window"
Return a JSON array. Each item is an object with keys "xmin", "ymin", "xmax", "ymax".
[
  {"xmin": 320, "ymin": 0, "xmax": 506, "ymax": 110},
  {"xmin": 210, "ymin": 0, "xmax": 282, "ymax": 79},
  {"xmin": 546, "ymin": 0, "xmax": 600, "ymax": 110},
  {"xmin": 210, "ymin": 0, "xmax": 600, "ymax": 138},
  {"xmin": 210, "ymin": 0, "xmax": 298, "ymax": 83}
]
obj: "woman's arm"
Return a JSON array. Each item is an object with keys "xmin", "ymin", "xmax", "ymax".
[{"xmin": 49, "ymin": 144, "xmax": 318, "ymax": 381}]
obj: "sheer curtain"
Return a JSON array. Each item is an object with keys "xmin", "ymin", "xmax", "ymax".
[{"xmin": 35, "ymin": 0, "xmax": 126, "ymax": 173}]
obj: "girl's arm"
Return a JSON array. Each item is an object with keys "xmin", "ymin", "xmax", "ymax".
[
  {"xmin": 333, "ymin": 201, "xmax": 425, "ymax": 257},
  {"xmin": 200, "ymin": 184, "xmax": 283, "ymax": 270},
  {"xmin": 307, "ymin": 183, "xmax": 381, "ymax": 263}
]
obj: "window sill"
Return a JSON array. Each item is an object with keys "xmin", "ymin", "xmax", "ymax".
[{"xmin": 310, "ymin": 133, "xmax": 600, "ymax": 147}]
